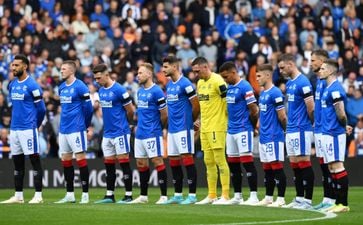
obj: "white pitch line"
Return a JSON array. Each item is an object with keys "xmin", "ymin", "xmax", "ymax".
[{"xmin": 194, "ymin": 211, "xmax": 337, "ymax": 225}]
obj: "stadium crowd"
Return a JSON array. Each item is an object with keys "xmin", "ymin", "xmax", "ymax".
[{"xmin": 1, "ymin": 0, "xmax": 363, "ymax": 159}]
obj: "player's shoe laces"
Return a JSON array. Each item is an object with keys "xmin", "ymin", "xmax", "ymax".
[
  {"xmin": 283, "ymin": 198, "xmax": 302, "ymax": 208},
  {"xmin": 256, "ymin": 197, "xmax": 273, "ymax": 206},
  {"xmin": 313, "ymin": 202, "xmax": 332, "ymax": 210},
  {"xmin": 327, "ymin": 204, "xmax": 350, "ymax": 213},
  {"xmin": 29, "ymin": 196, "xmax": 43, "ymax": 204},
  {"xmin": 226, "ymin": 196, "xmax": 242, "ymax": 205},
  {"xmin": 116, "ymin": 196, "xmax": 133, "ymax": 204},
  {"xmin": 195, "ymin": 196, "xmax": 217, "ymax": 205},
  {"xmin": 54, "ymin": 196, "xmax": 76, "ymax": 204},
  {"xmin": 212, "ymin": 197, "xmax": 230, "ymax": 205},
  {"xmin": 292, "ymin": 200, "xmax": 313, "ymax": 210},
  {"xmin": 128, "ymin": 196, "xmax": 148, "ymax": 204},
  {"xmin": 268, "ymin": 199, "xmax": 286, "ymax": 207},
  {"xmin": 95, "ymin": 195, "xmax": 115, "ymax": 204},
  {"xmin": 79, "ymin": 193, "xmax": 89, "ymax": 204},
  {"xmin": 240, "ymin": 197, "xmax": 259, "ymax": 206},
  {"xmin": 165, "ymin": 195, "xmax": 184, "ymax": 204},
  {"xmin": 155, "ymin": 196, "xmax": 168, "ymax": 204},
  {"xmin": 0, "ymin": 196, "xmax": 24, "ymax": 204},
  {"xmin": 180, "ymin": 195, "xmax": 197, "ymax": 205}
]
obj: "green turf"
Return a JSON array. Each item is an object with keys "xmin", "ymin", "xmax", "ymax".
[{"xmin": 0, "ymin": 187, "xmax": 362, "ymax": 225}]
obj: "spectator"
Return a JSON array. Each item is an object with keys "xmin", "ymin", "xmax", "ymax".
[
  {"xmin": 121, "ymin": 0, "xmax": 141, "ymax": 21},
  {"xmin": 90, "ymin": 4, "xmax": 110, "ymax": 29},
  {"xmin": 215, "ymin": 2, "xmax": 233, "ymax": 39},
  {"xmin": 346, "ymin": 88, "xmax": 363, "ymax": 125},
  {"xmin": 176, "ymin": 38, "xmax": 197, "ymax": 74},
  {"xmin": 224, "ymin": 13, "xmax": 246, "ymax": 42},
  {"xmin": 238, "ymin": 23, "xmax": 259, "ymax": 55},
  {"xmin": 94, "ymin": 29, "xmax": 114, "ymax": 56},
  {"xmin": 71, "ymin": 12, "xmax": 90, "ymax": 35},
  {"xmin": 198, "ymin": 35, "xmax": 218, "ymax": 69}
]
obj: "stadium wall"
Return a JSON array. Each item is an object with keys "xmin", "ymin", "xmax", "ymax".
[{"xmin": 0, "ymin": 158, "xmax": 362, "ymax": 188}]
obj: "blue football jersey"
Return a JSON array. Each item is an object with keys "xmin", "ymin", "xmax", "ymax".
[
  {"xmin": 59, "ymin": 79, "xmax": 92, "ymax": 134},
  {"xmin": 259, "ymin": 86, "xmax": 285, "ymax": 143},
  {"xmin": 314, "ymin": 78, "xmax": 326, "ymax": 133},
  {"xmin": 9, "ymin": 76, "xmax": 43, "ymax": 130},
  {"xmin": 321, "ymin": 80, "xmax": 347, "ymax": 135},
  {"xmin": 286, "ymin": 74, "xmax": 313, "ymax": 132},
  {"xmin": 99, "ymin": 82, "xmax": 132, "ymax": 138},
  {"xmin": 226, "ymin": 80, "xmax": 256, "ymax": 134},
  {"xmin": 166, "ymin": 76, "xmax": 196, "ymax": 133},
  {"xmin": 136, "ymin": 84, "xmax": 166, "ymax": 139}
]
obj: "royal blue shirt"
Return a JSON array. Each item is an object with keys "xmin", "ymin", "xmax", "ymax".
[{"xmin": 314, "ymin": 78, "xmax": 326, "ymax": 133}]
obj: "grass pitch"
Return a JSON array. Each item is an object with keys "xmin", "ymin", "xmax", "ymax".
[{"xmin": 0, "ymin": 187, "xmax": 362, "ymax": 225}]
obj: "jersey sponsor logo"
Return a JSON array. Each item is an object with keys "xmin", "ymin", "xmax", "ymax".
[
  {"xmin": 287, "ymin": 94, "xmax": 294, "ymax": 102},
  {"xmin": 226, "ymin": 96, "xmax": 236, "ymax": 103},
  {"xmin": 259, "ymin": 103, "xmax": 267, "ymax": 111},
  {"xmin": 167, "ymin": 94, "xmax": 179, "ymax": 102},
  {"xmin": 60, "ymin": 96, "xmax": 72, "ymax": 103},
  {"xmin": 138, "ymin": 100, "xmax": 149, "ymax": 108},
  {"xmin": 100, "ymin": 100, "xmax": 113, "ymax": 108},
  {"xmin": 198, "ymin": 94, "xmax": 209, "ymax": 101},
  {"xmin": 11, "ymin": 92, "xmax": 25, "ymax": 100}
]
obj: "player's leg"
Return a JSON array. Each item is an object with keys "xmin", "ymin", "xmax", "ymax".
[
  {"xmin": 226, "ymin": 133, "xmax": 243, "ymax": 204},
  {"xmin": 269, "ymin": 160, "xmax": 287, "ymax": 207},
  {"xmin": 258, "ymin": 162, "xmax": 274, "ymax": 206}
]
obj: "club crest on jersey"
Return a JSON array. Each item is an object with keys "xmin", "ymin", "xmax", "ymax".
[
  {"xmin": 70, "ymin": 88, "xmax": 75, "ymax": 94},
  {"xmin": 22, "ymin": 85, "xmax": 28, "ymax": 91}
]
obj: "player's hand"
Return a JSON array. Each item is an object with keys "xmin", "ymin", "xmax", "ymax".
[
  {"xmin": 253, "ymin": 128, "xmax": 259, "ymax": 137},
  {"xmin": 346, "ymin": 125, "xmax": 353, "ymax": 135},
  {"xmin": 193, "ymin": 119, "xmax": 200, "ymax": 131}
]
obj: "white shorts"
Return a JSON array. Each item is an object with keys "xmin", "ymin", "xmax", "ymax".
[
  {"xmin": 102, "ymin": 134, "xmax": 131, "ymax": 157},
  {"xmin": 167, "ymin": 130, "xmax": 194, "ymax": 156},
  {"xmin": 134, "ymin": 136, "xmax": 164, "ymax": 158},
  {"xmin": 59, "ymin": 131, "xmax": 87, "ymax": 154},
  {"xmin": 259, "ymin": 141, "xmax": 285, "ymax": 162},
  {"xmin": 226, "ymin": 131, "xmax": 254, "ymax": 157},
  {"xmin": 10, "ymin": 129, "xmax": 40, "ymax": 155},
  {"xmin": 322, "ymin": 133, "xmax": 346, "ymax": 163},
  {"xmin": 286, "ymin": 131, "xmax": 313, "ymax": 156},
  {"xmin": 314, "ymin": 133, "xmax": 324, "ymax": 157}
]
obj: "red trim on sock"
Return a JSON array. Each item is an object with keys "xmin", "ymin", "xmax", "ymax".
[
  {"xmin": 331, "ymin": 173, "xmax": 336, "ymax": 179},
  {"xmin": 138, "ymin": 166, "xmax": 149, "ymax": 172},
  {"xmin": 335, "ymin": 170, "xmax": 348, "ymax": 180},
  {"xmin": 240, "ymin": 155, "xmax": 254, "ymax": 163},
  {"xmin": 77, "ymin": 159, "xmax": 87, "ymax": 168},
  {"xmin": 169, "ymin": 159, "xmax": 181, "ymax": 167},
  {"xmin": 227, "ymin": 156, "xmax": 241, "ymax": 163},
  {"xmin": 156, "ymin": 164, "xmax": 166, "ymax": 172},
  {"xmin": 182, "ymin": 156, "xmax": 194, "ymax": 166},
  {"xmin": 62, "ymin": 160, "xmax": 73, "ymax": 168},
  {"xmin": 118, "ymin": 158, "xmax": 130, "ymax": 164},
  {"xmin": 262, "ymin": 162, "xmax": 272, "ymax": 170},
  {"xmin": 271, "ymin": 162, "xmax": 284, "ymax": 170},
  {"xmin": 104, "ymin": 159, "xmax": 116, "ymax": 164},
  {"xmin": 298, "ymin": 161, "xmax": 312, "ymax": 169},
  {"xmin": 319, "ymin": 157, "xmax": 324, "ymax": 165},
  {"xmin": 290, "ymin": 162, "xmax": 299, "ymax": 169}
]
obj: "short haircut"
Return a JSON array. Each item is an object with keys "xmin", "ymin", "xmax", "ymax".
[
  {"xmin": 162, "ymin": 55, "xmax": 179, "ymax": 65},
  {"xmin": 140, "ymin": 62, "xmax": 154, "ymax": 74},
  {"xmin": 219, "ymin": 61, "xmax": 236, "ymax": 73},
  {"xmin": 277, "ymin": 53, "xmax": 295, "ymax": 63},
  {"xmin": 62, "ymin": 60, "xmax": 77, "ymax": 71},
  {"xmin": 92, "ymin": 63, "xmax": 108, "ymax": 74},
  {"xmin": 14, "ymin": 54, "xmax": 29, "ymax": 68},
  {"xmin": 311, "ymin": 49, "xmax": 329, "ymax": 59},
  {"xmin": 324, "ymin": 59, "xmax": 339, "ymax": 72},
  {"xmin": 191, "ymin": 56, "xmax": 208, "ymax": 66},
  {"xmin": 256, "ymin": 64, "xmax": 273, "ymax": 72}
]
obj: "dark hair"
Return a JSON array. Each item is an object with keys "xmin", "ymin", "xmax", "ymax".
[
  {"xmin": 92, "ymin": 63, "xmax": 108, "ymax": 74},
  {"xmin": 311, "ymin": 49, "xmax": 329, "ymax": 59},
  {"xmin": 277, "ymin": 53, "xmax": 295, "ymax": 63},
  {"xmin": 256, "ymin": 64, "xmax": 273, "ymax": 72},
  {"xmin": 324, "ymin": 58, "xmax": 339, "ymax": 72},
  {"xmin": 14, "ymin": 54, "xmax": 29, "ymax": 68},
  {"xmin": 162, "ymin": 55, "xmax": 179, "ymax": 65},
  {"xmin": 219, "ymin": 61, "xmax": 236, "ymax": 73},
  {"xmin": 191, "ymin": 56, "xmax": 208, "ymax": 66}
]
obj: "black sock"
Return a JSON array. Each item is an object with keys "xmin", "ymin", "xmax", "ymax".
[
  {"xmin": 63, "ymin": 162, "xmax": 74, "ymax": 192},
  {"xmin": 105, "ymin": 162, "xmax": 116, "ymax": 193},
  {"xmin": 292, "ymin": 167, "xmax": 304, "ymax": 198},
  {"xmin": 157, "ymin": 166, "xmax": 167, "ymax": 196},
  {"xmin": 321, "ymin": 163, "xmax": 334, "ymax": 200},
  {"xmin": 139, "ymin": 168, "xmax": 150, "ymax": 196},
  {"xmin": 274, "ymin": 168, "xmax": 287, "ymax": 197},
  {"xmin": 185, "ymin": 164, "xmax": 197, "ymax": 194},
  {"xmin": 335, "ymin": 170, "xmax": 349, "ymax": 206},
  {"xmin": 243, "ymin": 162, "xmax": 258, "ymax": 192},
  {"xmin": 264, "ymin": 168, "xmax": 275, "ymax": 196},
  {"xmin": 301, "ymin": 166, "xmax": 314, "ymax": 200},
  {"xmin": 79, "ymin": 166, "xmax": 89, "ymax": 193},
  {"xmin": 228, "ymin": 162, "xmax": 242, "ymax": 193},
  {"xmin": 170, "ymin": 165, "xmax": 183, "ymax": 193},
  {"xmin": 29, "ymin": 154, "xmax": 43, "ymax": 192},
  {"xmin": 13, "ymin": 154, "xmax": 25, "ymax": 192},
  {"xmin": 120, "ymin": 162, "xmax": 133, "ymax": 193}
]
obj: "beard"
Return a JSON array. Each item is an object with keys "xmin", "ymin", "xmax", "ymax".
[{"xmin": 13, "ymin": 69, "xmax": 24, "ymax": 77}]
